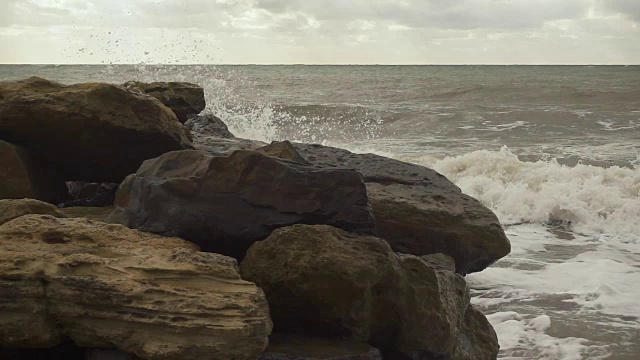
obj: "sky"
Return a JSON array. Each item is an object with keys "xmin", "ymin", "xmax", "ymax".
[{"xmin": 1, "ymin": 0, "xmax": 639, "ymax": 64}]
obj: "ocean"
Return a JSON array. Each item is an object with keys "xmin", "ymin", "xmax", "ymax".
[{"xmin": 1, "ymin": 65, "xmax": 639, "ymax": 359}]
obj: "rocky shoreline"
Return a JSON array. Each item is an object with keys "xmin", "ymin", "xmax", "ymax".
[{"xmin": 0, "ymin": 77, "xmax": 510, "ymax": 359}]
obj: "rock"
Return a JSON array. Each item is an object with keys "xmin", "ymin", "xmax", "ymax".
[
  {"xmin": 293, "ymin": 143, "xmax": 511, "ymax": 275},
  {"xmin": 0, "ymin": 215, "xmax": 272, "ymax": 360},
  {"xmin": 0, "ymin": 140, "xmax": 69, "ymax": 204},
  {"xmin": 0, "ymin": 198, "xmax": 67, "ymax": 225},
  {"xmin": 418, "ymin": 253, "xmax": 457, "ymax": 272},
  {"xmin": 0, "ymin": 77, "xmax": 193, "ymax": 183},
  {"xmin": 123, "ymin": 81, "xmax": 206, "ymax": 123},
  {"xmin": 256, "ymin": 141, "xmax": 310, "ymax": 164},
  {"xmin": 259, "ymin": 334, "xmax": 382, "ymax": 360},
  {"xmin": 240, "ymin": 225, "xmax": 481, "ymax": 358},
  {"xmin": 185, "ymin": 113, "xmax": 235, "ymax": 139},
  {"xmin": 108, "ymin": 150, "xmax": 375, "ymax": 259},
  {"xmin": 62, "ymin": 182, "xmax": 118, "ymax": 208},
  {"xmin": 452, "ymin": 306, "xmax": 500, "ymax": 360},
  {"xmin": 113, "ymin": 174, "xmax": 137, "ymax": 208},
  {"xmin": 60, "ymin": 206, "xmax": 115, "ymax": 222}
]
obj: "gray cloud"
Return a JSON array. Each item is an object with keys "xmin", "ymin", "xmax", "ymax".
[
  {"xmin": 1, "ymin": 0, "xmax": 638, "ymax": 64},
  {"xmin": 603, "ymin": 0, "xmax": 640, "ymax": 21}
]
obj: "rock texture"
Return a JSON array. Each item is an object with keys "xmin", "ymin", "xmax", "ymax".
[
  {"xmin": 0, "ymin": 215, "xmax": 272, "ymax": 360},
  {"xmin": 452, "ymin": 306, "xmax": 500, "ymax": 360},
  {"xmin": 123, "ymin": 81, "xmax": 206, "ymax": 123},
  {"xmin": 0, "ymin": 77, "xmax": 193, "ymax": 183},
  {"xmin": 62, "ymin": 182, "xmax": 118, "ymax": 208},
  {"xmin": 0, "ymin": 199, "xmax": 67, "ymax": 226},
  {"xmin": 185, "ymin": 113, "xmax": 235, "ymax": 139},
  {"xmin": 108, "ymin": 150, "xmax": 376, "ymax": 259},
  {"xmin": 259, "ymin": 335, "xmax": 382, "ymax": 360},
  {"xmin": 293, "ymin": 143, "xmax": 511, "ymax": 275},
  {"xmin": 240, "ymin": 225, "xmax": 498, "ymax": 359},
  {"xmin": 0, "ymin": 140, "xmax": 69, "ymax": 204},
  {"xmin": 256, "ymin": 141, "xmax": 310, "ymax": 164}
]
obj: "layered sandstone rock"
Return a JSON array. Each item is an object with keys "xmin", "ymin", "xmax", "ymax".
[
  {"xmin": 240, "ymin": 225, "xmax": 498, "ymax": 359},
  {"xmin": 0, "ymin": 215, "xmax": 272, "ymax": 360},
  {"xmin": 0, "ymin": 77, "xmax": 193, "ymax": 183},
  {"xmin": 108, "ymin": 149, "xmax": 376, "ymax": 259},
  {"xmin": 0, "ymin": 199, "xmax": 67, "ymax": 226},
  {"xmin": 123, "ymin": 81, "xmax": 206, "ymax": 123}
]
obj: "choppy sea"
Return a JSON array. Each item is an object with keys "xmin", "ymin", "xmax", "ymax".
[{"xmin": 1, "ymin": 65, "xmax": 639, "ymax": 359}]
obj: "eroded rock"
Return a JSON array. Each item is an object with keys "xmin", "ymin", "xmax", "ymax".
[
  {"xmin": 0, "ymin": 198, "xmax": 67, "ymax": 226},
  {"xmin": 0, "ymin": 215, "xmax": 272, "ymax": 360},
  {"xmin": 185, "ymin": 113, "xmax": 235, "ymax": 139}
]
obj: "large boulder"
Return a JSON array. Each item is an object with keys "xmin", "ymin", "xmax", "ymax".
[
  {"xmin": 0, "ymin": 77, "xmax": 193, "ymax": 183},
  {"xmin": 0, "ymin": 215, "xmax": 272, "ymax": 360},
  {"xmin": 123, "ymin": 81, "xmax": 206, "ymax": 123},
  {"xmin": 108, "ymin": 149, "xmax": 376, "ymax": 259},
  {"xmin": 0, "ymin": 198, "xmax": 67, "ymax": 226},
  {"xmin": 240, "ymin": 225, "xmax": 498, "ymax": 359},
  {"xmin": 293, "ymin": 143, "xmax": 511, "ymax": 275},
  {"xmin": 0, "ymin": 140, "xmax": 69, "ymax": 204}
]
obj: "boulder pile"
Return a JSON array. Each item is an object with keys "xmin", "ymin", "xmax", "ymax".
[{"xmin": 0, "ymin": 77, "xmax": 509, "ymax": 359}]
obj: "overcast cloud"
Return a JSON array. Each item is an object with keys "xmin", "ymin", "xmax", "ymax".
[{"xmin": 1, "ymin": 0, "xmax": 638, "ymax": 64}]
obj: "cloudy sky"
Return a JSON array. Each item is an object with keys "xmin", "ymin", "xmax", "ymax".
[{"xmin": 1, "ymin": 0, "xmax": 639, "ymax": 64}]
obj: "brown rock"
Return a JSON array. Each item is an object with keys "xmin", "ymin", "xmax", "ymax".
[
  {"xmin": 0, "ymin": 77, "xmax": 193, "ymax": 183},
  {"xmin": 185, "ymin": 113, "xmax": 235, "ymax": 139},
  {"xmin": 0, "ymin": 141, "xmax": 69, "ymax": 204},
  {"xmin": 108, "ymin": 150, "xmax": 375, "ymax": 260},
  {"xmin": 0, "ymin": 198, "xmax": 67, "ymax": 226},
  {"xmin": 240, "ymin": 225, "xmax": 486, "ymax": 358},
  {"xmin": 0, "ymin": 215, "xmax": 272, "ymax": 360},
  {"xmin": 452, "ymin": 306, "xmax": 500, "ymax": 360},
  {"xmin": 293, "ymin": 143, "xmax": 511, "ymax": 275},
  {"xmin": 123, "ymin": 81, "xmax": 206, "ymax": 123}
]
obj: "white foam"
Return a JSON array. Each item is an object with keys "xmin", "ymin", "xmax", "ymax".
[
  {"xmin": 416, "ymin": 146, "xmax": 640, "ymax": 242},
  {"xmin": 486, "ymin": 312, "xmax": 599, "ymax": 360}
]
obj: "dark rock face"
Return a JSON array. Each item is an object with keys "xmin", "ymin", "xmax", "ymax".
[
  {"xmin": 0, "ymin": 140, "xmax": 69, "ymax": 204},
  {"xmin": 123, "ymin": 81, "xmax": 206, "ymax": 123},
  {"xmin": 108, "ymin": 150, "xmax": 376, "ymax": 259},
  {"xmin": 258, "ymin": 335, "xmax": 382, "ymax": 360},
  {"xmin": 293, "ymin": 143, "xmax": 511, "ymax": 275},
  {"xmin": 62, "ymin": 182, "xmax": 118, "ymax": 208},
  {"xmin": 0, "ymin": 77, "xmax": 193, "ymax": 183},
  {"xmin": 185, "ymin": 113, "xmax": 235, "ymax": 139},
  {"xmin": 240, "ymin": 225, "xmax": 499, "ymax": 359}
]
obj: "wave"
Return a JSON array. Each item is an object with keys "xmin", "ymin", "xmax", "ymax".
[{"xmin": 407, "ymin": 147, "xmax": 640, "ymax": 241}]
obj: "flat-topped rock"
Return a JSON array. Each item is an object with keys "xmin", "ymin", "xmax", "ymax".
[
  {"xmin": 108, "ymin": 149, "xmax": 376, "ymax": 260},
  {"xmin": 0, "ymin": 215, "xmax": 272, "ymax": 360}
]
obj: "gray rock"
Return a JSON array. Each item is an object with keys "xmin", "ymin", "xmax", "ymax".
[
  {"xmin": 108, "ymin": 150, "xmax": 376, "ymax": 259},
  {"xmin": 185, "ymin": 113, "xmax": 235, "ymax": 139}
]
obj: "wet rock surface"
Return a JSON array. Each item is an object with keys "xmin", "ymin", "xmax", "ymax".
[{"xmin": 123, "ymin": 81, "xmax": 206, "ymax": 123}]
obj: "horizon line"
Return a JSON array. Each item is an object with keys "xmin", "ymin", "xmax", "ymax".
[{"xmin": 1, "ymin": 63, "xmax": 639, "ymax": 66}]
